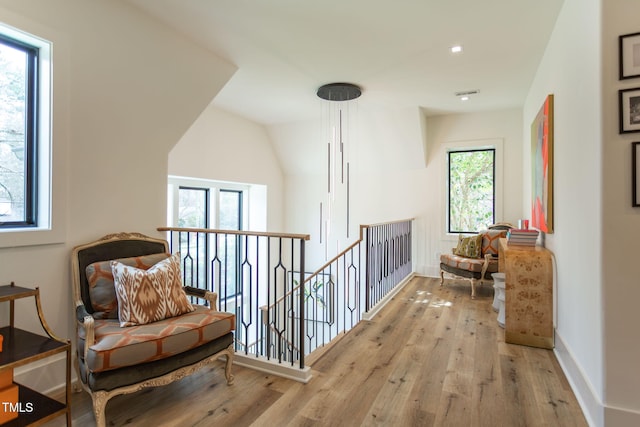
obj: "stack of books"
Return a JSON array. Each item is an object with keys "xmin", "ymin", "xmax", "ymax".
[{"xmin": 507, "ymin": 229, "xmax": 539, "ymax": 246}]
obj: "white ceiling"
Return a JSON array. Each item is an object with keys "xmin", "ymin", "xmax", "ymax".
[{"xmin": 127, "ymin": 0, "xmax": 564, "ymax": 126}]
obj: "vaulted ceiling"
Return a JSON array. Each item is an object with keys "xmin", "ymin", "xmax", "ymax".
[{"xmin": 126, "ymin": 0, "xmax": 564, "ymax": 126}]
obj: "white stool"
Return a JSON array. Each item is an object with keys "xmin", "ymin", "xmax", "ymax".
[
  {"xmin": 492, "ymin": 273, "xmax": 506, "ymax": 328},
  {"xmin": 492, "ymin": 274, "xmax": 501, "ymax": 311}
]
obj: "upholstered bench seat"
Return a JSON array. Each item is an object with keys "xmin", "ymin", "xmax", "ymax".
[
  {"xmin": 439, "ymin": 253, "xmax": 499, "ymax": 274},
  {"xmin": 79, "ymin": 306, "xmax": 235, "ymax": 373},
  {"xmin": 79, "ymin": 332, "xmax": 234, "ymax": 393}
]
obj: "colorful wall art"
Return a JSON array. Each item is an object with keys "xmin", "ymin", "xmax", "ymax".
[{"xmin": 531, "ymin": 94, "xmax": 554, "ymax": 233}]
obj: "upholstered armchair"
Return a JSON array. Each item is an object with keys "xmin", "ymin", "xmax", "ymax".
[
  {"xmin": 439, "ymin": 226, "xmax": 512, "ymax": 299},
  {"xmin": 71, "ymin": 232, "xmax": 235, "ymax": 427}
]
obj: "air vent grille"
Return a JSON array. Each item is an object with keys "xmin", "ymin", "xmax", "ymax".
[{"xmin": 455, "ymin": 90, "xmax": 480, "ymax": 97}]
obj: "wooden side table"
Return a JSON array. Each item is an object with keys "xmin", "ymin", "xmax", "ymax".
[
  {"xmin": 498, "ymin": 239, "xmax": 554, "ymax": 349},
  {"xmin": 0, "ymin": 283, "xmax": 71, "ymax": 426}
]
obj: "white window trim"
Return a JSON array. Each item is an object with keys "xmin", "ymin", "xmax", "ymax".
[
  {"xmin": 0, "ymin": 20, "xmax": 66, "ymax": 248},
  {"xmin": 442, "ymin": 138, "xmax": 504, "ymax": 241},
  {"xmin": 167, "ymin": 176, "xmax": 250, "ymax": 230},
  {"xmin": 168, "ymin": 176, "xmax": 259, "ymax": 307}
]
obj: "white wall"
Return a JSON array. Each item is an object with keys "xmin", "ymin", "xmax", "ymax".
[
  {"xmin": 168, "ymin": 106, "xmax": 285, "ymax": 233},
  {"xmin": 269, "ymin": 107, "xmax": 430, "ymax": 269},
  {"xmin": 272, "ymin": 107, "xmax": 523, "ymax": 274},
  {"xmin": 601, "ymin": 1, "xmax": 640, "ymax": 425},
  {"xmin": 0, "ymin": 0, "xmax": 235, "ymax": 392},
  {"xmin": 3, "ymin": 4, "xmax": 633, "ymax": 425},
  {"xmin": 522, "ymin": 0, "xmax": 609, "ymax": 425},
  {"xmin": 425, "ymin": 108, "xmax": 524, "ymax": 275}
]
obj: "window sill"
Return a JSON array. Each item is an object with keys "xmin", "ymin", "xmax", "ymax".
[{"xmin": 0, "ymin": 227, "xmax": 65, "ymax": 249}]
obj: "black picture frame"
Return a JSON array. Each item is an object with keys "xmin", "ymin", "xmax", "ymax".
[
  {"xmin": 619, "ymin": 32, "xmax": 640, "ymax": 79},
  {"xmin": 619, "ymin": 88, "xmax": 640, "ymax": 133},
  {"xmin": 633, "ymin": 142, "xmax": 640, "ymax": 207}
]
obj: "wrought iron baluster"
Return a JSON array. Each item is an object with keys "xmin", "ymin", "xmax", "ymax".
[{"xmin": 158, "ymin": 220, "xmax": 410, "ymax": 375}]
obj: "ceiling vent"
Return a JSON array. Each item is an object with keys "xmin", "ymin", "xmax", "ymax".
[{"xmin": 454, "ymin": 90, "xmax": 480, "ymax": 97}]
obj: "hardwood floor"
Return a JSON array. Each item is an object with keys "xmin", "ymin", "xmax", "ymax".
[{"xmin": 45, "ymin": 276, "xmax": 587, "ymax": 426}]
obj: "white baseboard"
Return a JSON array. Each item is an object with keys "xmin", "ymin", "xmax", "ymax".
[
  {"xmin": 424, "ymin": 265, "xmax": 440, "ymax": 278},
  {"xmin": 554, "ymin": 331, "xmax": 603, "ymax": 427},
  {"xmin": 13, "ymin": 353, "xmax": 71, "ymax": 396},
  {"xmin": 553, "ymin": 331, "xmax": 640, "ymax": 427},
  {"xmin": 362, "ymin": 272, "xmax": 415, "ymax": 321},
  {"xmin": 604, "ymin": 405, "xmax": 640, "ymax": 427},
  {"xmin": 234, "ymin": 354, "xmax": 312, "ymax": 383}
]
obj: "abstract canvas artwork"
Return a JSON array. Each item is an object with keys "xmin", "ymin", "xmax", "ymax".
[{"xmin": 531, "ymin": 95, "xmax": 554, "ymax": 233}]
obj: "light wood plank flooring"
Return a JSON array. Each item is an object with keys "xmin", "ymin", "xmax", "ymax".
[{"xmin": 45, "ymin": 276, "xmax": 587, "ymax": 426}]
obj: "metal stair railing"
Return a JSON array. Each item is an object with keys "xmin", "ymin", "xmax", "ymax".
[{"xmin": 158, "ymin": 219, "xmax": 412, "ymax": 375}]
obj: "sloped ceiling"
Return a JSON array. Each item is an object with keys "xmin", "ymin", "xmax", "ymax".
[{"xmin": 125, "ymin": 0, "xmax": 564, "ymax": 126}]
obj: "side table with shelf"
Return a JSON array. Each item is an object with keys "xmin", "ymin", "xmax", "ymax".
[{"xmin": 0, "ymin": 283, "xmax": 71, "ymax": 426}]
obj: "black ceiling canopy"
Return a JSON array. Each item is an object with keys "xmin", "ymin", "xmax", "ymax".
[{"xmin": 317, "ymin": 83, "xmax": 362, "ymax": 101}]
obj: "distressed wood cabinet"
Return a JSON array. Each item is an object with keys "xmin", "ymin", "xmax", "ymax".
[{"xmin": 498, "ymin": 239, "xmax": 554, "ymax": 349}]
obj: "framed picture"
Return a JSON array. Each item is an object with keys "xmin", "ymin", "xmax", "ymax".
[
  {"xmin": 288, "ymin": 271, "xmax": 333, "ymax": 323},
  {"xmin": 633, "ymin": 142, "xmax": 640, "ymax": 207},
  {"xmin": 619, "ymin": 88, "xmax": 640, "ymax": 133},
  {"xmin": 531, "ymin": 94, "xmax": 554, "ymax": 234},
  {"xmin": 619, "ymin": 32, "xmax": 640, "ymax": 79}
]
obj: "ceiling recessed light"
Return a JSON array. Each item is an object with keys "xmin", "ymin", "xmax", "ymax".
[
  {"xmin": 460, "ymin": 96, "xmax": 470, "ymax": 101},
  {"xmin": 450, "ymin": 45, "xmax": 463, "ymax": 54}
]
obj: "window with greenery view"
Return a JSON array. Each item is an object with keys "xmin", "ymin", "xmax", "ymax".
[
  {"xmin": 448, "ymin": 148, "xmax": 495, "ymax": 233},
  {"xmin": 0, "ymin": 35, "xmax": 38, "ymax": 228},
  {"xmin": 170, "ymin": 180, "xmax": 246, "ymax": 301},
  {"xmin": 178, "ymin": 187, "xmax": 209, "ymax": 289}
]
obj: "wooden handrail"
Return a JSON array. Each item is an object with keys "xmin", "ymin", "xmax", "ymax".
[
  {"xmin": 358, "ymin": 218, "xmax": 415, "ymax": 229},
  {"xmin": 158, "ymin": 226, "xmax": 310, "ymax": 241},
  {"xmin": 161, "ymin": 219, "xmax": 413, "ymax": 366},
  {"xmin": 307, "ymin": 219, "xmax": 414, "ymax": 280},
  {"xmin": 266, "ymin": 229, "xmax": 363, "ymax": 310},
  {"xmin": 265, "ymin": 219, "xmax": 414, "ymax": 310},
  {"xmin": 161, "ymin": 226, "xmax": 310, "ymax": 312}
]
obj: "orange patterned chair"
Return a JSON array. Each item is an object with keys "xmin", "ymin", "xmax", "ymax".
[
  {"xmin": 439, "ymin": 226, "xmax": 511, "ymax": 299},
  {"xmin": 71, "ymin": 232, "xmax": 235, "ymax": 427}
]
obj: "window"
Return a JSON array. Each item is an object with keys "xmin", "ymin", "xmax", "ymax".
[
  {"xmin": 177, "ymin": 186, "xmax": 210, "ymax": 289},
  {"xmin": 168, "ymin": 177, "xmax": 247, "ymax": 301},
  {"xmin": 0, "ymin": 22, "xmax": 56, "ymax": 247},
  {"xmin": 0, "ymin": 34, "xmax": 38, "ymax": 228},
  {"xmin": 217, "ymin": 189, "xmax": 243, "ymax": 299},
  {"xmin": 448, "ymin": 148, "xmax": 496, "ymax": 233},
  {"xmin": 178, "ymin": 186, "xmax": 209, "ymax": 229}
]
